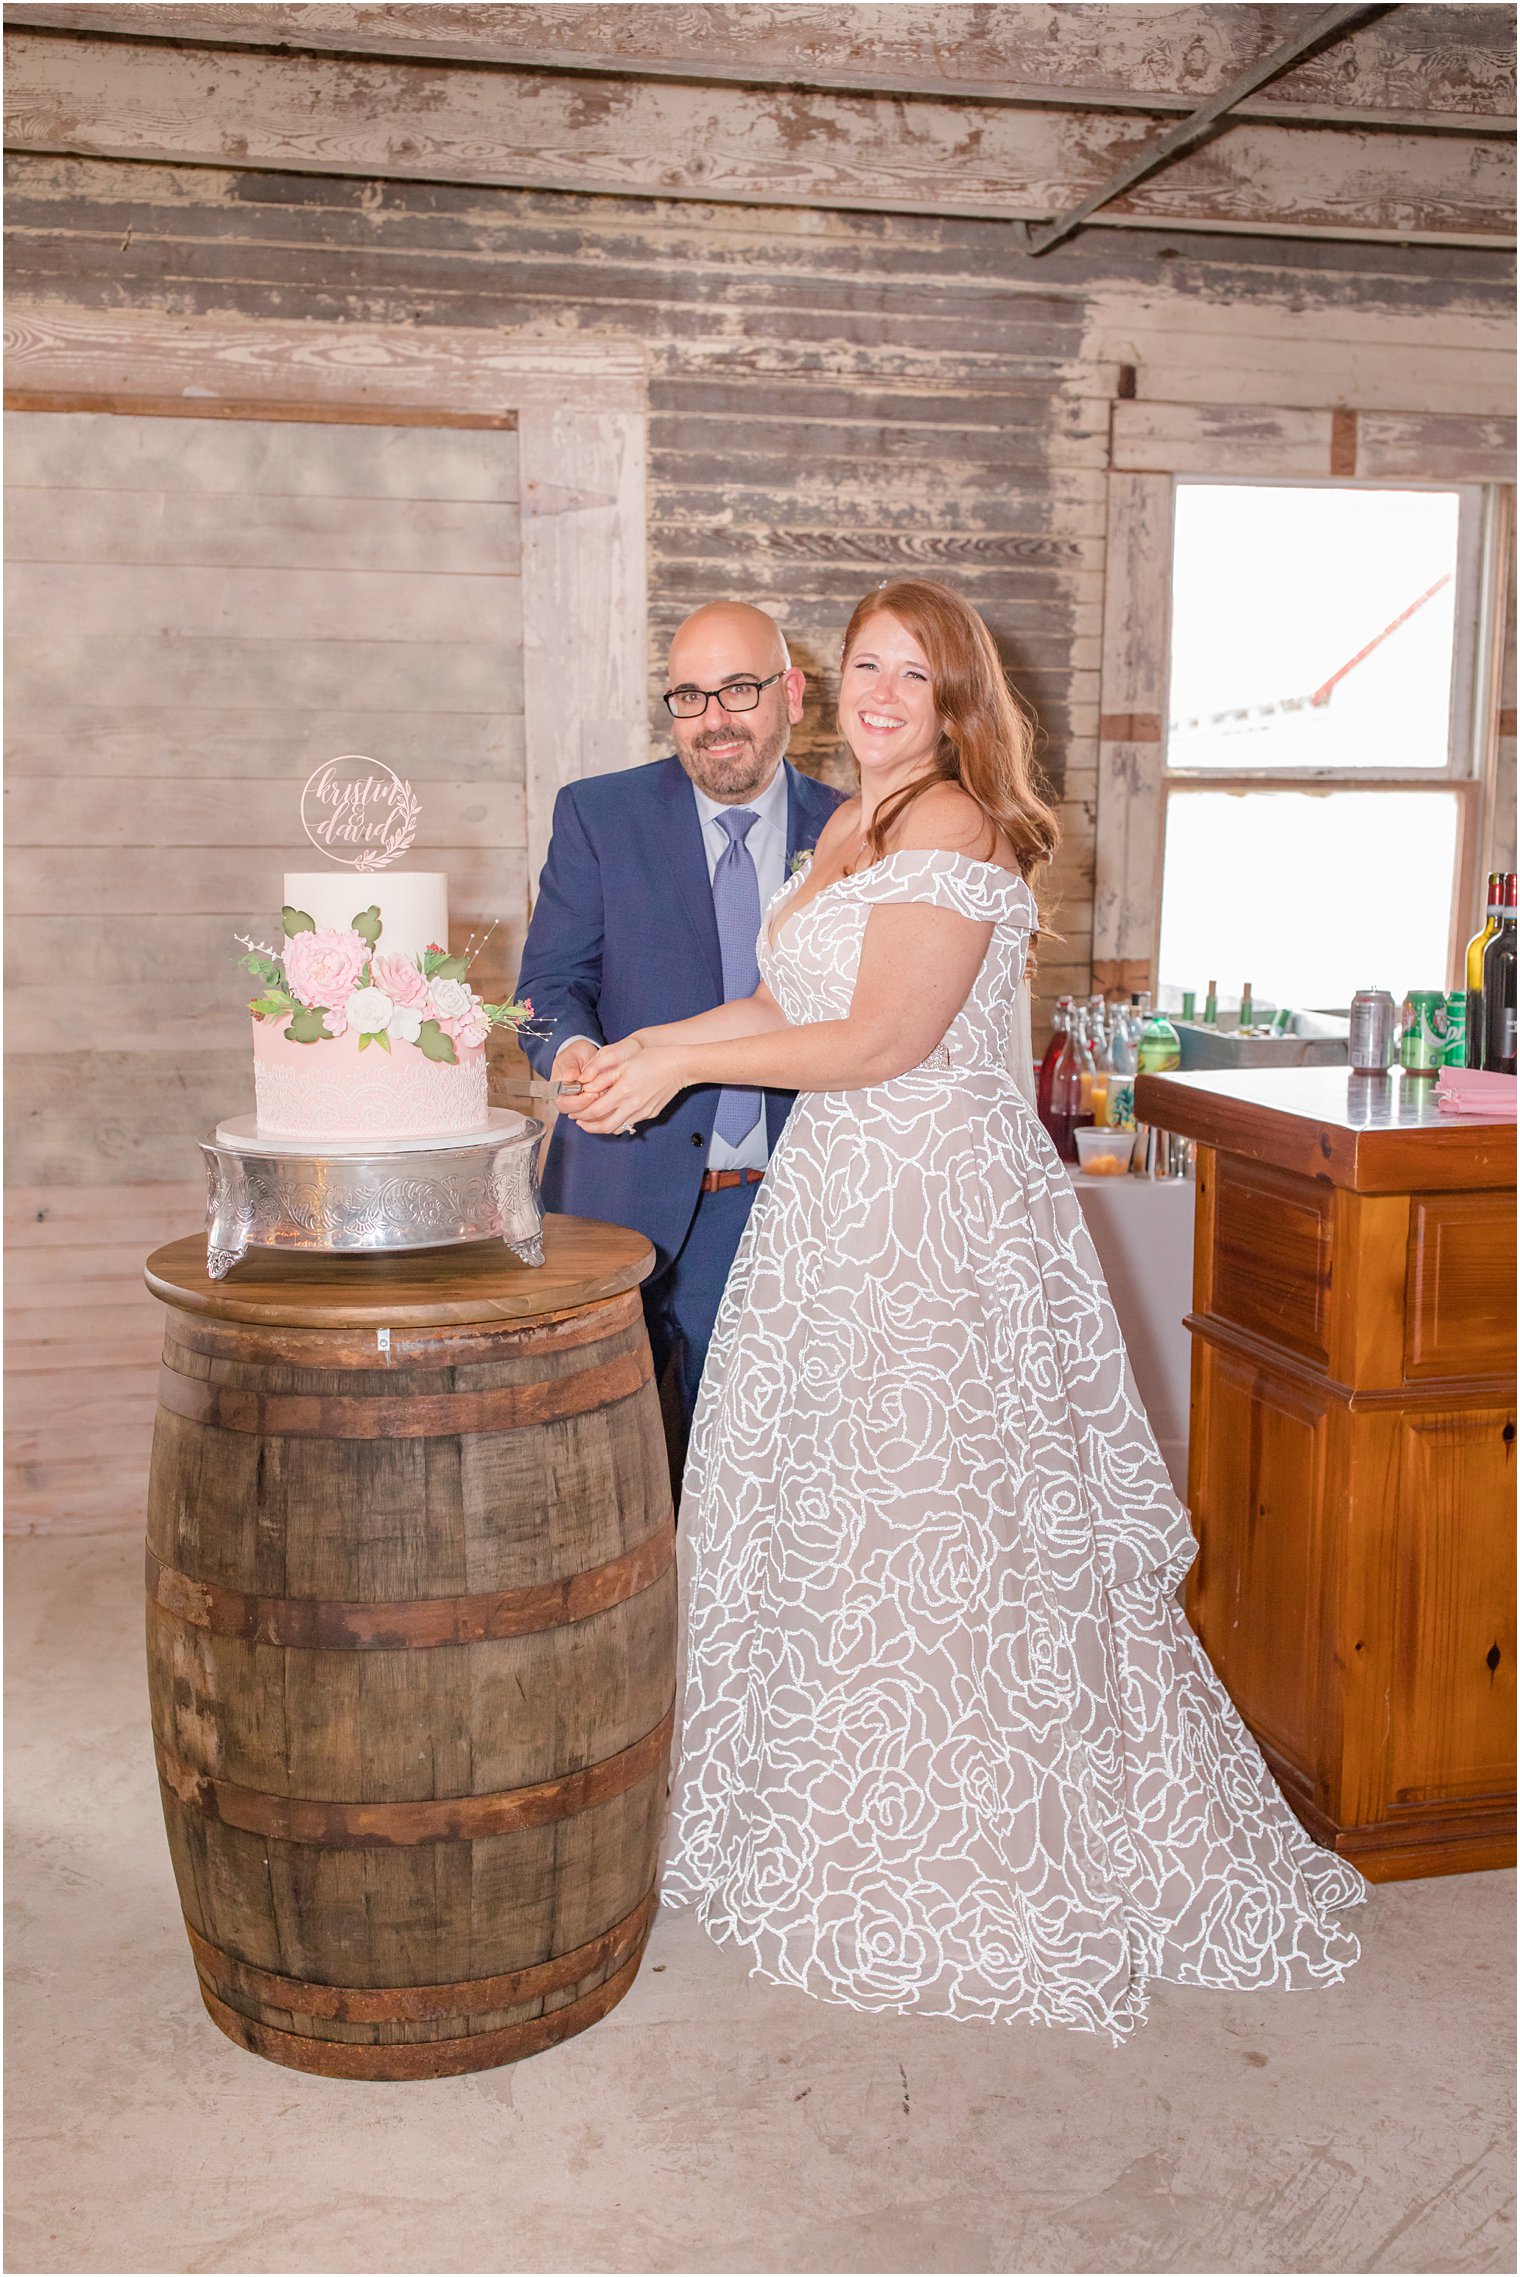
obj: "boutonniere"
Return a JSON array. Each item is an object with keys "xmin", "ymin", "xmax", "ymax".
[{"xmin": 789, "ymin": 849, "xmax": 815, "ymax": 877}]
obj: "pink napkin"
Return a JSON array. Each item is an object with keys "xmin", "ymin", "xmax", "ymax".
[{"xmin": 1436, "ymin": 1067, "xmax": 1518, "ymax": 1120}]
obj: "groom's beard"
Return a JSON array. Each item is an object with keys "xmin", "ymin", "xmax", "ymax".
[{"xmin": 677, "ymin": 713, "xmax": 788, "ymax": 801}]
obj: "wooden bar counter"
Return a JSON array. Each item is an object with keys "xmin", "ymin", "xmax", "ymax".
[{"xmin": 1135, "ymin": 1067, "xmax": 1516, "ymax": 1882}]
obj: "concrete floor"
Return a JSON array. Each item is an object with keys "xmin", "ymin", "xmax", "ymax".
[{"xmin": 6, "ymin": 1532, "xmax": 1515, "ymax": 2277}]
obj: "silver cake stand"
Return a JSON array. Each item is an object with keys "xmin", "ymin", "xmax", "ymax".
[{"xmin": 200, "ymin": 1110, "xmax": 546, "ymax": 1279}]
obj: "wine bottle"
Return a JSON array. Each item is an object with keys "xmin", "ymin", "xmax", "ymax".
[
  {"xmin": 1239, "ymin": 981, "xmax": 1255, "ymax": 1033},
  {"xmin": 1481, "ymin": 874, "xmax": 1518, "ymax": 1075},
  {"xmin": 1202, "ymin": 979, "xmax": 1218, "ymax": 1027},
  {"xmin": 1035, "ymin": 996, "xmax": 1073, "ymax": 1135},
  {"xmin": 1465, "ymin": 871, "xmax": 1505, "ymax": 1069},
  {"xmin": 1047, "ymin": 1011, "xmax": 1097, "ymax": 1162}
]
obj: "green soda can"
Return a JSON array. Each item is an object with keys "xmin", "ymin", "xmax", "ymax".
[
  {"xmin": 1400, "ymin": 989, "xmax": 1447, "ymax": 1076},
  {"xmin": 1442, "ymin": 989, "xmax": 1467, "ymax": 1067}
]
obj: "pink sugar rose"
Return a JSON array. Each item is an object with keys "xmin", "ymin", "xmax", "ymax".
[
  {"xmin": 284, "ymin": 926, "xmax": 368, "ymax": 1012},
  {"xmin": 371, "ymin": 952, "xmax": 430, "ymax": 1010}
]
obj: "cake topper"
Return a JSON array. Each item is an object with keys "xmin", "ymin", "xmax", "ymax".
[{"xmin": 301, "ymin": 755, "xmax": 420, "ymax": 873}]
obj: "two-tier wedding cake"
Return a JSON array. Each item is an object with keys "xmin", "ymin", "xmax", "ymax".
[{"xmin": 231, "ymin": 761, "xmax": 533, "ymax": 1145}]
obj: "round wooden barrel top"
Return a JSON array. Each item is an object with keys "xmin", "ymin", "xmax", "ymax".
[{"xmin": 145, "ymin": 1215, "xmax": 655, "ymax": 1328}]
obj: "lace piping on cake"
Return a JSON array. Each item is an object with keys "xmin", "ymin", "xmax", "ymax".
[{"xmin": 253, "ymin": 1054, "xmax": 489, "ymax": 1139}]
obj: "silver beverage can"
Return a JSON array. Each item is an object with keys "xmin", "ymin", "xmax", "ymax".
[{"xmin": 1348, "ymin": 988, "xmax": 1397, "ymax": 1072}]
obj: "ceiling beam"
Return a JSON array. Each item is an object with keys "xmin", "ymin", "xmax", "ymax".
[
  {"xmin": 3, "ymin": 26, "xmax": 1512, "ymax": 248},
  {"xmin": 1024, "ymin": 3, "xmax": 1395, "ymax": 253},
  {"xmin": 3, "ymin": 3, "xmax": 1516, "ymax": 136}
]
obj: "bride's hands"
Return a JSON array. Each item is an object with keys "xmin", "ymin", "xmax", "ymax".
[
  {"xmin": 584, "ymin": 1034, "xmax": 643, "ymax": 1077},
  {"xmin": 561, "ymin": 1042, "xmax": 691, "ymax": 1135}
]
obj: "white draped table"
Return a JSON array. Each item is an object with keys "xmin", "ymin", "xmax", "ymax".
[{"xmin": 1072, "ymin": 1173, "xmax": 1195, "ymax": 1497}]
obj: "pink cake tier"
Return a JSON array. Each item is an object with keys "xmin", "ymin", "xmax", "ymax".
[{"xmin": 251, "ymin": 1018, "xmax": 490, "ymax": 1142}]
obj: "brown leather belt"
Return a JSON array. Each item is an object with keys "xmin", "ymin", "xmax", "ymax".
[{"xmin": 699, "ymin": 1168, "xmax": 765, "ymax": 1193}]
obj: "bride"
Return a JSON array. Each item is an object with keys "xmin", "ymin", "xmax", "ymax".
[{"xmin": 563, "ymin": 578, "xmax": 1365, "ymax": 2039}]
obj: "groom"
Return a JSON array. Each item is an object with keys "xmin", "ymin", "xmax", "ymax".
[{"xmin": 515, "ymin": 601, "xmax": 844, "ymax": 1439}]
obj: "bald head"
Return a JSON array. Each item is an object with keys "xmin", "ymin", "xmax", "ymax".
[
  {"xmin": 664, "ymin": 601, "xmax": 805, "ymax": 804},
  {"xmin": 668, "ymin": 601, "xmax": 790, "ymax": 683}
]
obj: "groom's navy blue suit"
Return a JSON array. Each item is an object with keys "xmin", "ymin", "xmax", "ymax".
[{"xmin": 516, "ymin": 753, "xmax": 844, "ymax": 1425}]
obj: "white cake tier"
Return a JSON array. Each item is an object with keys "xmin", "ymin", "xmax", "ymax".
[
  {"xmin": 283, "ymin": 870, "xmax": 448, "ymax": 963},
  {"xmin": 251, "ymin": 1018, "xmax": 489, "ymax": 1141}
]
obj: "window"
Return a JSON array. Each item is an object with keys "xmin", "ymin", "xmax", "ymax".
[{"xmin": 1155, "ymin": 482, "xmax": 1488, "ymax": 1016}]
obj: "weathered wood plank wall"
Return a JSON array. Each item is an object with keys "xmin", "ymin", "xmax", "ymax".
[
  {"xmin": 5, "ymin": 408, "xmax": 526, "ymax": 1185},
  {"xmin": 9, "ymin": 149, "xmax": 1511, "ymax": 1023},
  {"xmin": 4, "ymin": 107, "xmax": 1515, "ymax": 1532}
]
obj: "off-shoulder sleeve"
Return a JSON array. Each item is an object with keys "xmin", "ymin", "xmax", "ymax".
[{"xmin": 842, "ymin": 849, "xmax": 1037, "ymax": 932}]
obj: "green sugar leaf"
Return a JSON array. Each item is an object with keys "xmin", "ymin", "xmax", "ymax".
[
  {"xmin": 284, "ymin": 1004, "xmax": 332, "ymax": 1045},
  {"xmin": 358, "ymin": 1029, "xmax": 392, "ymax": 1054},
  {"xmin": 249, "ymin": 990, "xmax": 294, "ymax": 1020},
  {"xmin": 281, "ymin": 906, "xmax": 316, "ymax": 938},
  {"xmin": 429, "ymin": 954, "xmax": 470, "ymax": 982},
  {"xmin": 351, "ymin": 905, "xmax": 382, "ymax": 947},
  {"xmin": 415, "ymin": 1017, "xmax": 458, "ymax": 1065}
]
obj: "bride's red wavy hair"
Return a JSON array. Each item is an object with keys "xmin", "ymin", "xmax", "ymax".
[{"xmin": 840, "ymin": 580, "xmax": 1060, "ymax": 885}]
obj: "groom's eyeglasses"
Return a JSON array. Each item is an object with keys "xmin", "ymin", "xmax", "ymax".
[{"xmin": 663, "ymin": 672, "xmax": 783, "ymax": 719}]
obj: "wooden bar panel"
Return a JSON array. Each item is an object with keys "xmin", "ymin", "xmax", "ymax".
[
  {"xmin": 1387, "ymin": 1411, "xmax": 1516, "ymax": 1812},
  {"xmin": 1404, "ymin": 1193, "xmax": 1519, "ymax": 1382},
  {"xmin": 1154, "ymin": 1069, "xmax": 1517, "ymax": 1880},
  {"xmin": 1187, "ymin": 1345, "xmax": 1334, "ymax": 1810},
  {"xmin": 1211, "ymin": 1157, "xmax": 1333, "ymax": 1370}
]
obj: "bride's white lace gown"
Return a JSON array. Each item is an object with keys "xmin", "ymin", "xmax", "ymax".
[{"xmin": 660, "ymin": 849, "xmax": 1366, "ymax": 2038}]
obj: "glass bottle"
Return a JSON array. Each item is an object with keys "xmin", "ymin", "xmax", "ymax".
[
  {"xmin": 1137, "ymin": 1007, "xmax": 1183, "ymax": 1076},
  {"xmin": 1047, "ymin": 1010, "xmax": 1097, "ymax": 1162},
  {"xmin": 1035, "ymin": 996, "xmax": 1073, "ymax": 1136},
  {"xmin": 1180, "ymin": 990, "xmax": 1197, "ymax": 1022},
  {"xmin": 1481, "ymin": 873, "xmax": 1518, "ymax": 1075},
  {"xmin": 1104, "ymin": 998, "xmax": 1139, "ymax": 1131},
  {"xmin": 1239, "ymin": 981, "xmax": 1255, "ymax": 1034},
  {"xmin": 1465, "ymin": 871, "xmax": 1505, "ymax": 1069},
  {"xmin": 1202, "ymin": 979, "xmax": 1219, "ymax": 1027}
]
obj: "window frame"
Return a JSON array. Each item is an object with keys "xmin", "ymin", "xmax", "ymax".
[
  {"xmin": 1091, "ymin": 403, "xmax": 1516, "ymax": 1006},
  {"xmin": 1160, "ymin": 475, "xmax": 1499, "ymax": 991}
]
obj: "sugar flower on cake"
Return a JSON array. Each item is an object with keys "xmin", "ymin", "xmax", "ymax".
[
  {"xmin": 241, "ymin": 900, "xmax": 544, "ymax": 1058},
  {"xmin": 428, "ymin": 976, "xmax": 473, "ymax": 1023},
  {"xmin": 444, "ymin": 1002, "xmax": 492, "ymax": 1051},
  {"xmin": 345, "ymin": 985, "xmax": 396, "ymax": 1037},
  {"xmin": 284, "ymin": 926, "xmax": 368, "ymax": 1011},
  {"xmin": 371, "ymin": 952, "xmax": 431, "ymax": 1010}
]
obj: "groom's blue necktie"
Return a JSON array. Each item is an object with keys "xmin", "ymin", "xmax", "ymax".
[{"xmin": 711, "ymin": 807, "xmax": 763, "ymax": 1149}]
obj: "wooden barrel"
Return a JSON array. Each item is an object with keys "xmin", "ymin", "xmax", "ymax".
[{"xmin": 142, "ymin": 1218, "xmax": 672, "ymax": 2081}]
